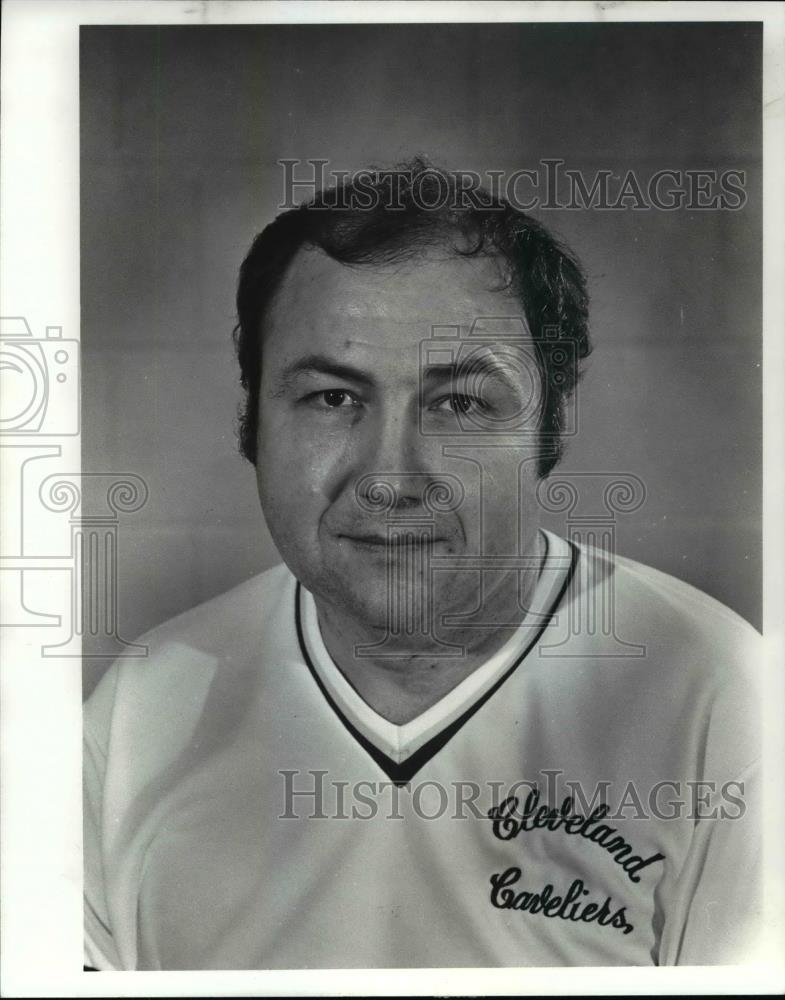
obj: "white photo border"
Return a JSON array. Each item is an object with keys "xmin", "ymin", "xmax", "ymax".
[{"xmin": 1, "ymin": 1, "xmax": 783, "ymax": 996}]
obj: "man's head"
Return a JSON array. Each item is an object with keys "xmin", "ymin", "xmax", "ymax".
[
  {"xmin": 236, "ymin": 158, "xmax": 590, "ymax": 478},
  {"xmin": 234, "ymin": 159, "xmax": 591, "ymax": 632}
]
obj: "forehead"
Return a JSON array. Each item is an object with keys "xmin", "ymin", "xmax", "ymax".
[{"xmin": 263, "ymin": 247, "xmax": 526, "ymax": 352}]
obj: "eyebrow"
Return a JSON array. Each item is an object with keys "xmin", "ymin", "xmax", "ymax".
[
  {"xmin": 422, "ymin": 360, "xmax": 522, "ymax": 394},
  {"xmin": 274, "ymin": 354, "xmax": 377, "ymax": 392},
  {"xmin": 273, "ymin": 354, "xmax": 524, "ymax": 395}
]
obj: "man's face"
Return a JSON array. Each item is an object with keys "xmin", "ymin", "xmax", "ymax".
[{"xmin": 256, "ymin": 247, "xmax": 545, "ymax": 635}]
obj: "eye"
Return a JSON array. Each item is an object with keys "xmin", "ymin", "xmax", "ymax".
[
  {"xmin": 431, "ymin": 393, "xmax": 488, "ymax": 415},
  {"xmin": 307, "ymin": 389, "xmax": 361, "ymax": 410}
]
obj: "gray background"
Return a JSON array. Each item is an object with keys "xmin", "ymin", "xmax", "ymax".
[{"xmin": 81, "ymin": 23, "xmax": 762, "ymax": 696}]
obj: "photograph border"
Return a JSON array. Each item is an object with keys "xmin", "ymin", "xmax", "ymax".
[{"xmin": 1, "ymin": 1, "xmax": 783, "ymax": 996}]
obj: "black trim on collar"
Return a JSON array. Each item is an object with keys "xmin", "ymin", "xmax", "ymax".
[{"xmin": 294, "ymin": 542, "xmax": 579, "ymax": 786}]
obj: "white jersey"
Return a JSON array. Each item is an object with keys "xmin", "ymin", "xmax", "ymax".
[{"xmin": 84, "ymin": 530, "xmax": 761, "ymax": 969}]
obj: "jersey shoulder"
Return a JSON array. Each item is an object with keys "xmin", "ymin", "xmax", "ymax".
[
  {"xmin": 556, "ymin": 534, "xmax": 762, "ymax": 705},
  {"xmin": 613, "ymin": 546, "xmax": 755, "ymax": 625},
  {"xmin": 578, "ymin": 545, "xmax": 761, "ymax": 661},
  {"xmin": 84, "ymin": 562, "xmax": 297, "ymax": 751},
  {"xmin": 135, "ymin": 561, "xmax": 295, "ymax": 656},
  {"xmin": 561, "ymin": 539, "xmax": 762, "ymax": 776}
]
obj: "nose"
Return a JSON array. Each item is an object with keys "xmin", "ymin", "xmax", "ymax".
[{"xmin": 355, "ymin": 407, "xmax": 430, "ymax": 513}]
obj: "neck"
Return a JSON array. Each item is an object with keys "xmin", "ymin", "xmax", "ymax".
[{"xmin": 313, "ymin": 531, "xmax": 547, "ymax": 724}]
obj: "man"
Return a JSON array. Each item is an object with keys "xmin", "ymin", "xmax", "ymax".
[{"xmin": 84, "ymin": 160, "xmax": 761, "ymax": 969}]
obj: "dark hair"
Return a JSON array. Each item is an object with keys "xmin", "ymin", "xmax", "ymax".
[{"xmin": 234, "ymin": 157, "xmax": 591, "ymax": 477}]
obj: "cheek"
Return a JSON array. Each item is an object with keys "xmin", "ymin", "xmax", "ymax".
[
  {"xmin": 255, "ymin": 423, "xmax": 347, "ymax": 542},
  {"xmin": 461, "ymin": 452, "xmax": 541, "ymax": 546},
  {"xmin": 256, "ymin": 451, "xmax": 321, "ymax": 520},
  {"xmin": 257, "ymin": 401, "xmax": 359, "ymax": 498},
  {"xmin": 254, "ymin": 464, "xmax": 323, "ymax": 582}
]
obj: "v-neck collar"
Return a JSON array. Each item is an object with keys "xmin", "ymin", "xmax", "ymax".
[{"xmin": 295, "ymin": 530, "xmax": 578, "ymax": 785}]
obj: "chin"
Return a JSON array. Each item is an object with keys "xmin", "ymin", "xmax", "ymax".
[
  {"xmin": 324, "ymin": 567, "xmax": 468, "ymax": 635},
  {"xmin": 324, "ymin": 576, "xmax": 400, "ymax": 631}
]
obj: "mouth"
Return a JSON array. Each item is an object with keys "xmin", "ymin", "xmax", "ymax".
[
  {"xmin": 344, "ymin": 534, "xmax": 388, "ymax": 547},
  {"xmin": 337, "ymin": 533, "xmax": 447, "ymax": 551}
]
